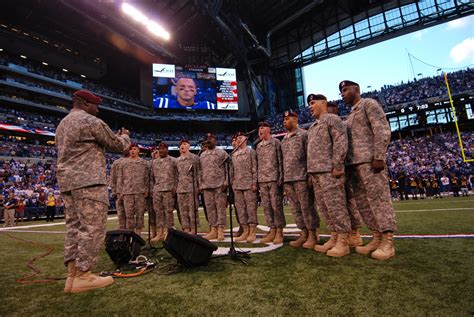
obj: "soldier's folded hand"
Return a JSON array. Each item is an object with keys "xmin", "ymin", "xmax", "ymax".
[
  {"xmin": 371, "ymin": 159, "xmax": 385, "ymax": 173},
  {"xmin": 331, "ymin": 168, "xmax": 345, "ymax": 178},
  {"xmin": 118, "ymin": 127, "xmax": 130, "ymax": 136}
]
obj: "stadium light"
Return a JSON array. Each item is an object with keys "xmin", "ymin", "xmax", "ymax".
[
  {"xmin": 62, "ymin": 68, "xmax": 68, "ymax": 72},
  {"xmin": 80, "ymin": 74, "xmax": 86, "ymax": 78},
  {"xmin": 20, "ymin": 55, "xmax": 27, "ymax": 59},
  {"xmin": 121, "ymin": 2, "xmax": 170, "ymax": 41},
  {"xmin": 42, "ymin": 61, "xmax": 48, "ymax": 66},
  {"xmin": 0, "ymin": 48, "xmax": 3, "ymax": 51}
]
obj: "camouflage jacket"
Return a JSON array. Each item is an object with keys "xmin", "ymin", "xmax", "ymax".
[
  {"xmin": 110, "ymin": 157, "xmax": 127, "ymax": 196},
  {"xmin": 256, "ymin": 138, "xmax": 283, "ymax": 184},
  {"xmin": 176, "ymin": 153, "xmax": 200, "ymax": 194},
  {"xmin": 56, "ymin": 108, "xmax": 130, "ymax": 192},
  {"xmin": 199, "ymin": 147, "xmax": 229, "ymax": 189},
  {"xmin": 150, "ymin": 156, "xmax": 178, "ymax": 192},
  {"xmin": 345, "ymin": 98, "xmax": 391, "ymax": 165},
  {"xmin": 232, "ymin": 147, "xmax": 257, "ymax": 190},
  {"xmin": 119, "ymin": 157, "xmax": 149, "ymax": 195},
  {"xmin": 281, "ymin": 128, "xmax": 308, "ymax": 182},
  {"xmin": 307, "ymin": 113, "xmax": 348, "ymax": 173}
]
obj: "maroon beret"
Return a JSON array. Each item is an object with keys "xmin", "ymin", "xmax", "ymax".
[
  {"xmin": 258, "ymin": 121, "xmax": 271, "ymax": 128},
  {"xmin": 73, "ymin": 90, "xmax": 102, "ymax": 104},
  {"xmin": 129, "ymin": 142, "xmax": 139, "ymax": 149},
  {"xmin": 283, "ymin": 111, "xmax": 298, "ymax": 118},
  {"xmin": 179, "ymin": 139, "xmax": 189, "ymax": 146},
  {"xmin": 158, "ymin": 142, "xmax": 168, "ymax": 148}
]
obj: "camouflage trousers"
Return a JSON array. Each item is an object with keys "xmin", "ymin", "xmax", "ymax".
[
  {"xmin": 203, "ymin": 188, "xmax": 227, "ymax": 227},
  {"xmin": 258, "ymin": 181, "xmax": 286, "ymax": 228},
  {"xmin": 234, "ymin": 189, "xmax": 258, "ymax": 226},
  {"xmin": 347, "ymin": 163, "xmax": 397, "ymax": 232},
  {"xmin": 309, "ymin": 173, "xmax": 351, "ymax": 233},
  {"xmin": 177, "ymin": 192, "xmax": 199, "ymax": 230},
  {"xmin": 284, "ymin": 181, "xmax": 319, "ymax": 230},
  {"xmin": 115, "ymin": 195, "xmax": 126, "ymax": 229},
  {"xmin": 153, "ymin": 190, "xmax": 175, "ymax": 229},
  {"xmin": 63, "ymin": 185, "xmax": 108, "ymax": 272},
  {"xmin": 345, "ymin": 175, "xmax": 363, "ymax": 229},
  {"xmin": 123, "ymin": 193, "xmax": 146, "ymax": 229}
]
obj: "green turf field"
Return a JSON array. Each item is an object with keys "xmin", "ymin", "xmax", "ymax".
[{"xmin": 1, "ymin": 197, "xmax": 473, "ymax": 316}]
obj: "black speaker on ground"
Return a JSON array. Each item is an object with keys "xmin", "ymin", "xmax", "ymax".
[
  {"xmin": 105, "ymin": 229, "xmax": 146, "ymax": 266},
  {"xmin": 163, "ymin": 228, "xmax": 218, "ymax": 267}
]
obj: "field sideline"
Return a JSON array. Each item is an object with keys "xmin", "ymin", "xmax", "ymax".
[{"xmin": 1, "ymin": 197, "xmax": 473, "ymax": 316}]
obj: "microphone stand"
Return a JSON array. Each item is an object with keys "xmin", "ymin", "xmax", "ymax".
[{"xmin": 190, "ymin": 144, "xmax": 205, "ymax": 235}]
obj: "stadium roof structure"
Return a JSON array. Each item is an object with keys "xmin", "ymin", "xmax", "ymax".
[{"xmin": 1, "ymin": 0, "xmax": 473, "ymax": 114}]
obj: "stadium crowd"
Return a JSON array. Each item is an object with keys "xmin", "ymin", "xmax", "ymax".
[{"xmin": 1, "ymin": 130, "xmax": 472, "ymax": 226}]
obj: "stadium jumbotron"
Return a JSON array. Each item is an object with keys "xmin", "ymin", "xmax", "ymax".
[{"xmin": 0, "ymin": 0, "xmax": 473, "ymax": 315}]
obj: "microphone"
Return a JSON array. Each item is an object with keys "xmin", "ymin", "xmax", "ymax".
[{"xmin": 244, "ymin": 129, "xmax": 257, "ymax": 136}]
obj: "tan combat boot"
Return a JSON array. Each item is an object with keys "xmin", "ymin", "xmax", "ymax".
[
  {"xmin": 246, "ymin": 224, "xmax": 257, "ymax": 243},
  {"xmin": 150, "ymin": 225, "xmax": 157, "ymax": 239},
  {"xmin": 217, "ymin": 226, "xmax": 225, "ymax": 241},
  {"xmin": 70, "ymin": 271, "xmax": 114, "ymax": 293},
  {"xmin": 348, "ymin": 228, "xmax": 363, "ymax": 247},
  {"xmin": 260, "ymin": 227, "xmax": 276, "ymax": 243},
  {"xmin": 151, "ymin": 227, "xmax": 164, "ymax": 242},
  {"xmin": 203, "ymin": 227, "xmax": 218, "ymax": 240},
  {"xmin": 64, "ymin": 260, "xmax": 76, "ymax": 293},
  {"xmin": 273, "ymin": 228, "xmax": 284, "ymax": 244},
  {"xmin": 355, "ymin": 231, "xmax": 382, "ymax": 255},
  {"xmin": 235, "ymin": 226, "xmax": 244, "ymax": 238},
  {"xmin": 235, "ymin": 226, "xmax": 249, "ymax": 242},
  {"xmin": 289, "ymin": 228, "xmax": 308, "ymax": 247},
  {"xmin": 327, "ymin": 233, "xmax": 350, "ymax": 257},
  {"xmin": 314, "ymin": 232, "xmax": 337, "ymax": 253},
  {"xmin": 302, "ymin": 229, "xmax": 318, "ymax": 249},
  {"xmin": 371, "ymin": 232, "xmax": 395, "ymax": 260}
]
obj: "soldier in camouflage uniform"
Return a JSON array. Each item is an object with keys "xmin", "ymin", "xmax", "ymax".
[
  {"xmin": 147, "ymin": 151, "xmax": 158, "ymax": 239},
  {"xmin": 119, "ymin": 143, "xmax": 150, "ymax": 235},
  {"xmin": 328, "ymin": 102, "xmax": 363, "ymax": 247},
  {"xmin": 199, "ymin": 133, "xmax": 230, "ymax": 241},
  {"xmin": 256, "ymin": 122, "xmax": 286, "ymax": 244},
  {"xmin": 340, "ymin": 80, "xmax": 397, "ymax": 260},
  {"xmin": 307, "ymin": 94, "xmax": 352, "ymax": 257},
  {"xmin": 231, "ymin": 133, "xmax": 243, "ymax": 237},
  {"xmin": 150, "ymin": 142, "xmax": 177, "ymax": 241},
  {"xmin": 176, "ymin": 139, "xmax": 201, "ymax": 234},
  {"xmin": 231, "ymin": 132, "xmax": 258, "ymax": 243},
  {"xmin": 110, "ymin": 152, "xmax": 128, "ymax": 229},
  {"xmin": 56, "ymin": 90, "xmax": 130, "ymax": 293},
  {"xmin": 281, "ymin": 111, "xmax": 320, "ymax": 249}
]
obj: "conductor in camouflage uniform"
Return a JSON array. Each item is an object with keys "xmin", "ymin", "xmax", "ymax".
[
  {"xmin": 120, "ymin": 143, "xmax": 150, "ymax": 235},
  {"xmin": 199, "ymin": 133, "xmax": 230, "ymax": 241},
  {"xmin": 176, "ymin": 139, "xmax": 201, "ymax": 234},
  {"xmin": 340, "ymin": 80, "xmax": 397, "ymax": 260},
  {"xmin": 256, "ymin": 122, "xmax": 286, "ymax": 244},
  {"xmin": 150, "ymin": 142, "xmax": 177, "ymax": 241},
  {"xmin": 231, "ymin": 132, "xmax": 258, "ymax": 243},
  {"xmin": 281, "ymin": 111, "xmax": 319, "ymax": 249},
  {"xmin": 56, "ymin": 90, "xmax": 130, "ymax": 293},
  {"xmin": 307, "ymin": 94, "xmax": 352, "ymax": 257}
]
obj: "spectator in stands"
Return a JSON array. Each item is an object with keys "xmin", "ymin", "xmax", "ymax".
[
  {"xmin": 45, "ymin": 191, "xmax": 56, "ymax": 222},
  {"xmin": 3, "ymin": 189, "xmax": 17, "ymax": 227}
]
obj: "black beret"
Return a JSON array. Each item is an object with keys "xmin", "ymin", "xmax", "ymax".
[
  {"xmin": 283, "ymin": 111, "xmax": 298, "ymax": 118},
  {"xmin": 179, "ymin": 139, "xmax": 189, "ymax": 146},
  {"xmin": 258, "ymin": 121, "xmax": 271, "ymax": 128},
  {"xmin": 307, "ymin": 94, "xmax": 327, "ymax": 104},
  {"xmin": 339, "ymin": 80, "xmax": 359, "ymax": 92}
]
